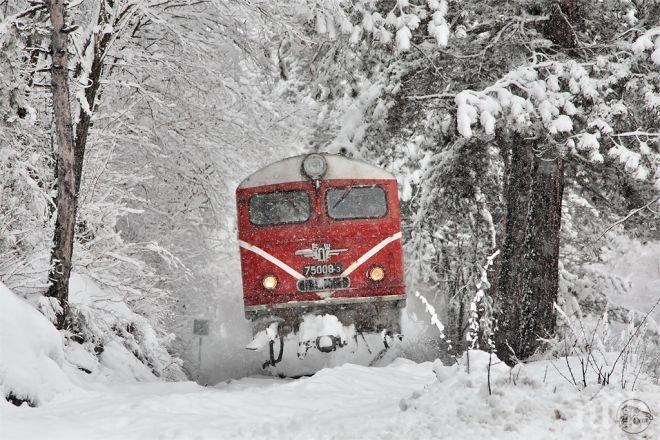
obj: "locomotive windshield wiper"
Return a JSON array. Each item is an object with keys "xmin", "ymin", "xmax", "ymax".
[{"xmin": 331, "ymin": 187, "xmax": 353, "ymax": 211}]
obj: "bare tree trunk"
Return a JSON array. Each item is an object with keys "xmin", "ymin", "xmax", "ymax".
[
  {"xmin": 45, "ymin": 0, "xmax": 76, "ymax": 329},
  {"xmin": 494, "ymin": 135, "xmax": 564, "ymax": 365}
]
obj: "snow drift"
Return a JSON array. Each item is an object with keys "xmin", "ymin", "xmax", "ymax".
[{"xmin": 0, "ymin": 281, "xmax": 75, "ymax": 406}]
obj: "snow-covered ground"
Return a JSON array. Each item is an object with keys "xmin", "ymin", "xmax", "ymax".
[
  {"xmin": 2, "ymin": 351, "xmax": 659, "ymax": 439},
  {"xmin": 2, "ymin": 244, "xmax": 659, "ymax": 440},
  {"xmin": 0, "ymin": 359, "xmax": 433, "ymax": 440},
  {"xmin": 3, "ymin": 249, "xmax": 660, "ymax": 440}
]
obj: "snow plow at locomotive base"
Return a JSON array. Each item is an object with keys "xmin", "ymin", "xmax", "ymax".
[{"xmin": 236, "ymin": 153, "xmax": 406, "ymax": 375}]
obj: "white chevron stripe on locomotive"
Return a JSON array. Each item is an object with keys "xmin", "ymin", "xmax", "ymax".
[
  {"xmin": 238, "ymin": 240, "xmax": 304, "ymax": 280},
  {"xmin": 239, "ymin": 231, "xmax": 402, "ymax": 281},
  {"xmin": 341, "ymin": 231, "xmax": 402, "ymax": 277}
]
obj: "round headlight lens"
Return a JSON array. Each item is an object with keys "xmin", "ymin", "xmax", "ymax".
[
  {"xmin": 368, "ymin": 266, "xmax": 385, "ymax": 282},
  {"xmin": 262, "ymin": 275, "xmax": 278, "ymax": 290},
  {"xmin": 302, "ymin": 154, "xmax": 327, "ymax": 179}
]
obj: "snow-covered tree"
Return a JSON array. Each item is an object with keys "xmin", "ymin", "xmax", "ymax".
[
  {"xmin": 1, "ymin": 0, "xmax": 312, "ymax": 379},
  {"xmin": 269, "ymin": 0, "xmax": 660, "ymax": 362}
]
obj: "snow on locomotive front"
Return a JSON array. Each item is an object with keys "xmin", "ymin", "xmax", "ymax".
[{"xmin": 236, "ymin": 154, "xmax": 406, "ymax": 351}]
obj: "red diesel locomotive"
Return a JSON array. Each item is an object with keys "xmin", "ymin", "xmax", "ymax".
[{"xmin": 236, "ymin": 153, "xmax": 405, "ymax": 362}]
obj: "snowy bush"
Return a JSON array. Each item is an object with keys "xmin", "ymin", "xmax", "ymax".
[
  {"xmin": 66, "ymin": 274, "xmax": 185, "ymax": 380},
  {"xmin": 546, "ymin": 299, "xmax": 659, "ymax": 389},
  {"xmin": 552, "ymin": 236, "xmax": 660, "ymax": 387}
]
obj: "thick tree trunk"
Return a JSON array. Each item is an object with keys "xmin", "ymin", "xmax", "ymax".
[
  {"xmin": 492, "ymin": 0, "xmax": 577, "ymax": 366},
  {"xmin": 45, "ymin": 0, "xmax": 76, "ymax": 329},
  {"xmin": 494, "ymin": 136, "xmax": 564, "ymax": 365}
]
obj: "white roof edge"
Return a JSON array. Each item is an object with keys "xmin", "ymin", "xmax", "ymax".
[{"xmin": 238, "ymin": 154, "xmax": 395, "ymax": 189}]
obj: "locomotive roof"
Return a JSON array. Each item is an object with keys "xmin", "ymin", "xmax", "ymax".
[{"xmin": 238, "ymin": 154, "xmax": 396, "ymax": 189}]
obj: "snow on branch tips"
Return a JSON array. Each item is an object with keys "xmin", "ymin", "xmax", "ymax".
[
  {"xmin": 631, "ymin": 27, "xmax": 660, "ymax": 65},
  {"xmin": 313, "ymin": 0, "xmax": 452, "ymax": 51},
  {"xmin": 452, "ymin": 48, "xmax": 660, "ymax": 187},
  {"xmin": 427, "ymin": 1, "xmax": 449, "ymax": 47}
]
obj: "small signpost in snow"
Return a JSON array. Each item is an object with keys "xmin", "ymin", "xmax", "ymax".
[
  {"xmin": 193, "ymin": 319, "xmax": 209, "ymax": 380},
  {"xmin": 193, "ymin": 319, "xmax": 209, "ymax": 336}
]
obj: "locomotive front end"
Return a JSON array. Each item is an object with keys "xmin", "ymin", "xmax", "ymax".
[{"xmin": 236, "ymin": 154, "xmax": 406, "ymax": 371}]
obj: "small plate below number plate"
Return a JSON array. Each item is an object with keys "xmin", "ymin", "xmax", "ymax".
[{"xmin": 297, "ymin": 276, "xmax": 350, "ymax": 293}]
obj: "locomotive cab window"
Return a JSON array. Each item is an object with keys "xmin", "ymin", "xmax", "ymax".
[
  {"xmin": 326, "ymin": 185, "xmax": 387, "ymax": 220},
  {"xmin": 249, "ymin": 190, "xmax": 310, "ymax": 226}
]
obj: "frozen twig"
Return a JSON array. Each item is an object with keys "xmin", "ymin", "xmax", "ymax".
[
  {"xmin": 407, "ymin": 92, "xmax": 455, "ymax": 101},
  {"xmin": 596, "ymin": 196, "xmax": 660, "ymax": 242}
]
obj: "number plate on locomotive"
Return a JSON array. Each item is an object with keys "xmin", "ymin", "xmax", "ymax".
[
  {"xmin": 302, "ymin": 263, "xmax": 342, "ymax": 277},
  {"xmin": 297, "ymin": 276, "xmax": 350, "ymax": 293}
]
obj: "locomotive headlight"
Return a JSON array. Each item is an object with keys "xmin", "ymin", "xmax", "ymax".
[
  {"xmin": 368, "ymin": 266, "xmax": 385, "ymax": 282},
  {"xmin": 262, "ymin": 275, "xmax": 278, "ymax": 290},
  {"xmin": 302, "ymin": 154, "xmax": 327, "ymax": 180}
]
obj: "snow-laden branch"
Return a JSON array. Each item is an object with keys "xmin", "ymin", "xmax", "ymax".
[
  {"xmin": 415, "ymin": 291, "xmax": 451, "ymax": 349},
  {"xmin": 466, "ymin": 250, "xmax": 500, "ymax": 350},
  {"xmin": 449, "ymin": 29, "xmax": 660, "ymax": 189}
]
